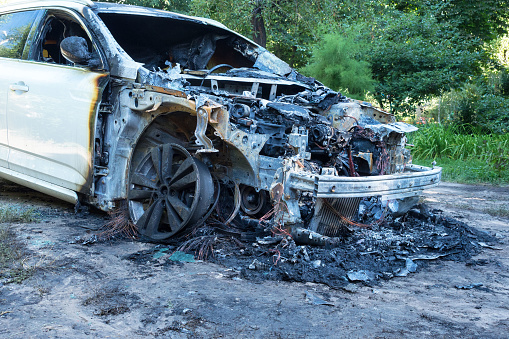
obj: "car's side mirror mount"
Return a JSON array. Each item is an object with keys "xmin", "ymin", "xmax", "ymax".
[{"xmin": 60, "ymin": 36, "xmax": 102, "ymax": 69}]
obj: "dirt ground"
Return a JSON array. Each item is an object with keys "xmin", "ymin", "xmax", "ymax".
[{"xmin": 0, "ymin": 180, "xmax": 508, "ymax": 338}]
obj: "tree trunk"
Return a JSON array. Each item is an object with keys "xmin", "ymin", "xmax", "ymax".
[{"xmin": 252, "ymin": 0, "xmax": 267, "ymax": 47}]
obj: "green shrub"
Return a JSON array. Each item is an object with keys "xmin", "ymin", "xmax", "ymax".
[
  {"xmin": 426, "ymin": 76, "xmax": 509, "ymax": 134},
  {"xmin": 302, "ymin": 33, "xmax": 374, "ymax": 99}
]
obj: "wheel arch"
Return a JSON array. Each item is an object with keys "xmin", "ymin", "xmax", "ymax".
[{"xmin": 92, "ymin": 88, "xmax": 265, "ymax": 210}]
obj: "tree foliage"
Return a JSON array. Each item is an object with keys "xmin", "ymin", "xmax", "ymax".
[
  {"xmin": 190, "ymin": 0, "xmax": 339, "ymax": 68},
  {"xmin": 302, "ymin": 34, "xmax": 374, "ymax": 99},
  {"xmin": 390, "ymin": 0, "xmax": 509, "ymax": 43},
  {"xmin": 362, "ymin": 12, "xmax": 484, "ymax": 112}
]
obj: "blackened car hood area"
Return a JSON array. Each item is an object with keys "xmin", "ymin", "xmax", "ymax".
[{"xmin": 98, "ymin": 11, "xmax": 258, "ymax": 71}]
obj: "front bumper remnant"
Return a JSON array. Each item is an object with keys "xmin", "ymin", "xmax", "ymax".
[
  {"xmin": 282, "ymin": 164, "xmax": 440, "ymax": 200},
  {"xmin": 274, "ymin": 162, "xmax": 441, "ymax": 226},
  {"xmin": 314, "ymin": 164, "xmax": 441, "ymax": 200}
]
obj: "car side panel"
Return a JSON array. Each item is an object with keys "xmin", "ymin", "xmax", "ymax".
[
  {"xmin": 6, "ymin": 59, "xmax": 107, "ymax": 193},
  {"xmin": 0, "ymin": 9, "xmax": 42, "ymax": 168},
  {"xmin": 0, "ymin": 61, "xmax": 8, "ymax": 168}
]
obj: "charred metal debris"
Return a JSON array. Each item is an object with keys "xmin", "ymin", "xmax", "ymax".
[
  {"xmin": 80, "ymin": 4, "xmax": 441, "ymax": 245},
  {"xmin": 124, "ymin": 207, "xmax": 498, "ymax": 288}
]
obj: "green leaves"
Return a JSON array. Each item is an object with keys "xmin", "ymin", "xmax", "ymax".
[
  {"xmin": 389, "ymin": 0, "xmax": 509, "ymax": 43},
  {"xmin": 302, "ymin": 33, "xmax": 374, "ymax": 99},
  {"xmin": 349, "ymin": 11, "xmax": 485, "ymax": 113},
  {"xmin": 190, "ymin": 0, "xmax": 339, "ymax": 68}
]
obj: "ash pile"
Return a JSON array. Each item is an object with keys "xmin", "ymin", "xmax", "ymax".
[{"xmin": 151, "ymin": 197, "xmax": 497, "ymax": 288}]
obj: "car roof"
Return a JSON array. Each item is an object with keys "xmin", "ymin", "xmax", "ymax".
[
  {"xmin": 0, "ymin": 0, "xmax": 94, "ymax": 12},
  {"xmin": 1, "ymin": 0, "xmax": 93, "ymax": 5},
  {"xmin": 0, "ymin": 0, "xmax": 227, "ymax": 30},
  {"xmin": 93, "ymin": 2, "xmax": 228, "ymax": 29}
]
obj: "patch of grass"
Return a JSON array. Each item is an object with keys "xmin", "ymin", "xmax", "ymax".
[
  {"xmin": 413, "ymin": 157, "xmax": 509, "ymax": 185},
  {"xmin": 408, "ymin": 124, "xmax": 509, "ymax": 184},
  {"xmin": 0, "ymin": 205, "xmax": 40, "ymax": 223},
  {"xmin": 483, "ymin": 206, "xmax": 509, "ymax": 218},
  {"xmin": 0, "ymin": 226, "xmax": 34, "ymax": 284},
  {"xmin": 451, "ymin": 203, "xmax": 475, "ymax": 211},
  {"xmin": 0, "ymin": 227, "xmax": 23, "ymax": 268},
  {"xmin": 408, "ymin": 124, "xmax": 509, "ymax": 161}
]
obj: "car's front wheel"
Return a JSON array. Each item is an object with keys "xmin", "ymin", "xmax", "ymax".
[{"xmin": 128, "ymin": 143, "xmax": 215, "ymax": 240}]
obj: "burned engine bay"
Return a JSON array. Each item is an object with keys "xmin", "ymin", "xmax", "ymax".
[{"xmin": 86, "ymin": 4, "xmax": 441, "ymax": 245}]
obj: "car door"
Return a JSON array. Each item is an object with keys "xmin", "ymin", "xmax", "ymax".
[
  {"xmin": 5, "ymin": 8, "xmax": 109, "ymax": 194},
  {"xmin": 0, "ymin": 9, "xmax": 41, "ymax": 168}
]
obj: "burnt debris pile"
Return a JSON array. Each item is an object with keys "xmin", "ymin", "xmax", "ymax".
[{"xmin": 122, "ymin": 203, "xmax": 496, "ymax": 288}]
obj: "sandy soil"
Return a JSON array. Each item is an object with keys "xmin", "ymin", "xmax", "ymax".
[{"xmin": 0, "ymin": 180, "xmax": 508, "ymax": 338}]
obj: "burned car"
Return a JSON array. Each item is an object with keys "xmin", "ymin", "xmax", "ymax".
[{"xmin": 0, "ymin": 0, "xmax": 440, "ymax": 242}]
